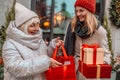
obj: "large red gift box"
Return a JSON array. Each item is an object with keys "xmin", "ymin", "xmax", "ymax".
[
  {"xmin": 45, "ymin": 44, "xmax": 76, "ymax": 80},
  {"xmin": 79, "ymin": 60, "xmax": 112, "ymax": 78}
]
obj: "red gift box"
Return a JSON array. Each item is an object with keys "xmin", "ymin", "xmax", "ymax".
[
  {"xmin": 45, "ymin": 44, "xmax": 76, "ymax": 80},
  {"xmin": 80, "ymin": 44, "xmax": 99, "ymax": 63},
  {"xmin": 80, "ymin": 44, "xmax": 104, "ymax": 64},
  {"xmin": 83, "ymin": 63, "xmax": 112, "ymax": 78},
  {"xmin": 79, "ymin": 60, "xmax": 112, "ymax": 78},
  {"xmin": 79, "ymin": 44, "xmax": 112, "ymax": 79}
]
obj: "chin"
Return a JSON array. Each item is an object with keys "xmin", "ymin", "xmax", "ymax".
[
  {"xmin": 79, "ymin": 20, "xmax": 84, "ymax": 22},
  {"xmin": 79, "ymin": 18, "xmax": 85, "ymax": 22},
  {"xmin": 28, "ymin": 33, "xmax": 36, "ymax": 35}
]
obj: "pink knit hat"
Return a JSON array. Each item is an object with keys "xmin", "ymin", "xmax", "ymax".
[{"xmin": 74, "ymin": 0, "xmax": 96, "ymax": 13}]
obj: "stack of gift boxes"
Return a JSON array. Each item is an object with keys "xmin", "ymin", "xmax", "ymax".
[{"xmin": 79, "ymin": 44, "xmax": 112, "ymax": 79}]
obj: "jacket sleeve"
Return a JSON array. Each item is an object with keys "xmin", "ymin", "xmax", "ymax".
[
  {"xmin": 2, "ymin": 41, "xmax": 50, "ymax": 78},
  {"xmin": 47, "ymin": 39, "xmax": 56, "ymax": 57},
  {"xmin": 99, "ymin": 26, "xmax": 111, "ymax": 64}
]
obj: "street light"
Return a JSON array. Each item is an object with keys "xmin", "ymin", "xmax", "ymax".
[
  {"xmin": 56, "ymin": 13, "xmax": 62, "ymax": 21},
  {"xmin": 54, "ymin": 12, "xmax": 65, "ymax": 27},
  {"xmin": 43, "ymin": 20, "xmax": 50, "ymax": 29}
]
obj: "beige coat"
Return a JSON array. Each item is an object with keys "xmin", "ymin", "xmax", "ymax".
[
  {"xmin": 64, "ymin": 25, "xmax": 111, "ymax": 80},
  {"xmin": 74, "ymin": 25, "xmax": 111, "ymax": 71}
]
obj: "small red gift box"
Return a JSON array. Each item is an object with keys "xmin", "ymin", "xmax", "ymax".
[
  {"xmin": 80, "ymin": 44, "xmax": 104, "ymax": 64},
  {"xmin": 83, "ymin": 63, "xmax": 112, "ymax": 78},
  {"xmin": 79, "ymin": 60, "xmax": 112, "ymax": 78},
  {"xmin": 45, "ymin": 44, "xmax": 76, "ymax": 80}
]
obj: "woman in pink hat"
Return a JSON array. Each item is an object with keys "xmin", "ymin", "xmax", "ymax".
[{"xmin": 64, "ymin": 0, "xmax": 111, "ymax": 79}]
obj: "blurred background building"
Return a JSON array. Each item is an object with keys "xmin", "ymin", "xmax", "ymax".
[
  {"xmin": 0, "ymin": 0, "xmax": 120, "ymax": 79},
  {"xmin": 0, "ymin": 0, "xmax": 120, "ymax": 56},
  {"xmin": 0, "ymin": 0, "xmax": 105, "ymax": 40}
]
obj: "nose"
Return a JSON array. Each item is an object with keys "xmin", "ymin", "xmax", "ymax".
[
  {"xmin": 34, "ymin": 26, "xmax": 39, "ymax": 32},
  {"xmin": 76, "ymin": 12, "xmax": 81, "ymax": 16},
  {"xmin": 34, "ymin": 23, "xmax": 40, "ymax": 30}
]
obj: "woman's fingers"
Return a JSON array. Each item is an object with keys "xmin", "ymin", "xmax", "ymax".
[
  {"xmin": 50, "ymin": 58, "xmax": 62, "ymax": 68},
  {"xmin": 55, "ymin": 37, "xmax": 63, "ymax": 47}
]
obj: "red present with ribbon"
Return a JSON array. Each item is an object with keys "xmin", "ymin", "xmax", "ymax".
[
  {"xmin": 82, "ymin": 63, "xmax": 112, "ymax": 78},
  {"xmin": 45, "ymin": 44, "xmax": 76, "ymax": 80},
  {"xmin": 79, "ymin": 44, "xmax": 112, "ymax": 78},
  {"xmin": 80, "ymin": 44, "xmax": 104, "ymax": 64},
  {"xmin": 79, "ymin": 60, "xmax": 112, "ymax": 78}
]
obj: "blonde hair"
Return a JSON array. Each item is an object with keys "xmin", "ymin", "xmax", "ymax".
[{"xmin": 71, "ymin": 10, "xmax": 98, "ymax": 35}]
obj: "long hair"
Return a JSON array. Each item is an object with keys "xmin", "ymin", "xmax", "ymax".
[{"xmin": 71, "ymin": 10, "xmax": 98, "ymax": 35}]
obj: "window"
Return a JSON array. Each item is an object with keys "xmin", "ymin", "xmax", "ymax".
[{"xmin": 96, "ymin": 0, "xmax": 106, "ymax": 24}]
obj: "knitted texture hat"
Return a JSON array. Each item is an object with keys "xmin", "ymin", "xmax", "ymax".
[
  {"xmin": 15, "ymin": 3, "xmax": 38, "ymax": 27},
  {"xmin": 74, "ymin": 0, "xmax": 96, "ymax": 13},
  {"xmin": 19, "ymin": 17, "xmax": 40, "ymax": 34}
]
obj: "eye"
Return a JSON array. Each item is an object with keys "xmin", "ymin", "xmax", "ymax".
[
  {"xmin": 79, "ymin": 9, "xmax": 84, "ymax": 12},
  {"xmin": 75, "ymin": 9, "xmax": 78, "ymax": 13},
  {"xmin": 75, "ymin": 9, "xmax": 84, "ymax": 13},
  {"xmin": 30, "ymin": 23, "xmax": 36, "ymax": 27},
  {"xmin": 36, "ymin": 22, "xmax": 40, "ymax": 26}
]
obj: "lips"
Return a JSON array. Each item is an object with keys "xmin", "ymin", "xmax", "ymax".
[
  {"xmin": 30, "ymin": 30, "xmax": 39, "ymax": 35},
  {"xmin": 78, "ymin": 15, "xmax": 85, "ymax": 21}
]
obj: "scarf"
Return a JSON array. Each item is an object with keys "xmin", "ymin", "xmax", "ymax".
[
  {"xmin": 64, "ymin": 21, "xmax": 100, "ymax": 55},
  {"xmin": 6, "ymin": 21, "xmax": 43, "ymax": 50},
  {"xmin": 74, "ymin": 21, "xmax": 92, "ymax": 39}
]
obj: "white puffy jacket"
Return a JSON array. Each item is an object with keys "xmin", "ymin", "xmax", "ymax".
[{"xmin": 2, "ymin": 21, "xmax": 55, "ymax": 80}]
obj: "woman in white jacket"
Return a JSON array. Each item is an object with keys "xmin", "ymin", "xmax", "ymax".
[{"xmin": 2, "ymin": 3, "xmax": 62, "ymax": 80}]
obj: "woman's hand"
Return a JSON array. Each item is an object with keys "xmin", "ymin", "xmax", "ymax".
[
  {"xmin": 50, "ymin": 58, "xmax": 62, "ymax": 68},
  {"xmin": 55, "ymin": 37, "xmax": 63, "ymax": 47}
]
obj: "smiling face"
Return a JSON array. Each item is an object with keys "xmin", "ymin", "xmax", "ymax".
[
  {"xmin": 28, "ymin": 22, "xmax": 40, "ymax": 35},
  {"xmin": 19, "ymin": 17, "xmax": 40, "ymax": 35},
  {"xmin": 75, "ymin": 6, "xmax": 87, "ymax": 22}
]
